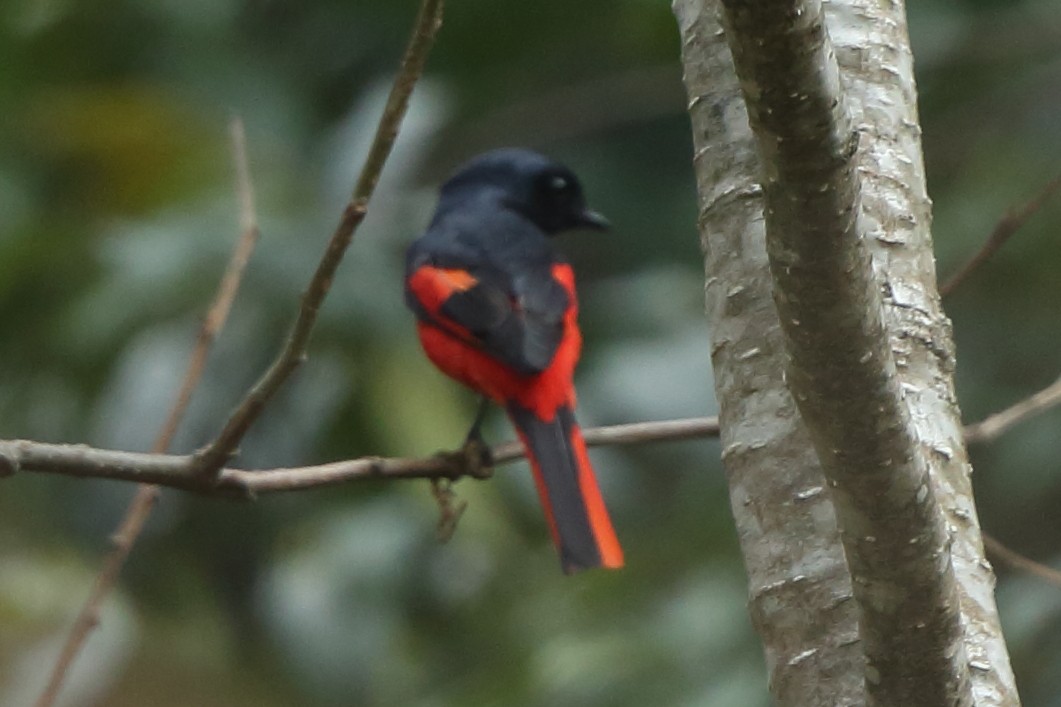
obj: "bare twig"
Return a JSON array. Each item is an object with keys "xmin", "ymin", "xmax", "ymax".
[
  {"xmin": 5, "ymin": 417, "xmax": 722, "ymax": 497},
  {"xmin": 12, "ymin": 374, "xmax": 1061, "ymax": 497},
  {"xmin": 165, "ymin": 118, "xmax": 263, "ymax": 447},
  {"xmin": 983, "ymin": 533, "xmax": 1061, "ymax": 590},
  {"xmin": 15, "ymin": 394, "xmax": 1061, "ymax": 602},
  {"xmin": 964, "ymin": 374, "xmax": 1061, "ymax": 444},
  {"xmin": 965, "ymin": 373, "xmax": 1061, "ymax": 590},
  {"xmin": 939, "ymin": 174, "xmax": 1061, "ymax": 297},
  {"xmin": 33, "ymin": 117, "xmax": 262, "ymax": 707},
  {"xmin": 13, "ymin": 363, "xmax": 1061, "ymax": 497},
  {"xmin": 193, "ymin": 0, "xmax": 445, "ymax": 477},
  {"xmin": 33, "ymin": 489, "xmax": 158, "ymax": 707}
]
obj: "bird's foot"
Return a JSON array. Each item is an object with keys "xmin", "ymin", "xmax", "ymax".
[
  {"xmin": 459, "ymin": 433, "xmax": 494, "ymax": 479},
  {"xmin": 435, "ymin": 435, "xmax": 494, "ymax": 480}
]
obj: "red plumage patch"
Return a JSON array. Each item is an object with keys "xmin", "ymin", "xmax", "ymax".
[{"xmin": 412, "ymin": 263, "xmax": 580, "ymax": 420}]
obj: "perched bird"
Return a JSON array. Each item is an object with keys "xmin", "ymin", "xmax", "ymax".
[{"xmin": 404, "ymin": 148, "xmax": 623, "ymax": 574}]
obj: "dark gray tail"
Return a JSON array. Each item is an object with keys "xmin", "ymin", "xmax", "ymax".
[{"xmin": 507, "ymin": 403, "xmax": 623, "ymax": 574}]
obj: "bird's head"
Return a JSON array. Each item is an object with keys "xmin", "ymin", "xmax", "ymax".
[{"xmin": 440, "ymin": 148, "xmax": 609, "ymax": 235}]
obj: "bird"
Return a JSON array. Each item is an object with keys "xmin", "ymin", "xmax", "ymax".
[{"xmin": 404, "ymin": 148, "xmax": 623, "ymax": 574}]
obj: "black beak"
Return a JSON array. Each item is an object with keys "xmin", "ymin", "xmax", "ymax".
[{"xmin": 576, "ymin": 208, "xmax": 610, "ymax": 231}]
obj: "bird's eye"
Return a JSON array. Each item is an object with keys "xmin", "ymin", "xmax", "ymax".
[{"xmin": 548, "ymin": 175, "xmax": 570, "ymax": 192}]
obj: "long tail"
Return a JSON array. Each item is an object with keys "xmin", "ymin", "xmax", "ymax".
[{"xmin": 507, "ymin": 403, "xmax": 623, "ymax": 574}]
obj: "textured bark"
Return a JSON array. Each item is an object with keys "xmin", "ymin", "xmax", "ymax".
[
  {"xmin": 720, "ymin": 0, "xmax": 972, "ymax": 704},
  {"xmin": 673, "ymin": 0, "xmax": 1020, "ymax": 705},
  {"xmin": 674, "ymin": 3, "xmax": 863, "ymax": 704}
]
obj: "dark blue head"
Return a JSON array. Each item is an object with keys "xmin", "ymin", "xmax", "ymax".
[{"xmin": 439, "ymin": 148, "xmax": 609, "ymax": 235}]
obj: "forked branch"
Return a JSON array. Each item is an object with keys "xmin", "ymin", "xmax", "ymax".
[{"xmin": 193, "ymin": 0, "xmax": 445, "ymax": 476}]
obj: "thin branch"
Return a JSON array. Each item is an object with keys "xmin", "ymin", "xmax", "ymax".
[
  {"xmin": 964, "ymin": 374, "xmax": 1061, "ymax": 444},
  {"xmin": 3, "ymin": 417, "xmax": 721, "ymax": 497},
  {"xmin": 193, "ymin": 0, "xmax": 445, "ymax": 477},
  {"xmin": 33, "ymin": 118, "xmax": 262, "ymax": 707},
  {"xmin": 33, "ymin": 489, "xmax": 158, "ymax": 707},
  {"xmin": 166, "ymin": 119, "xmax": 263, "ymax": 446},
  {"xmin": 983, "ymin": 534, "xmax": 1061, "ymax": 590},
  {"xmin": 10, "ymin": 373, "xmax": 1061, "ymax": 497},
  {"xmin": 13, "ymin": 399, "xmax": 1061, "ymax": 601},
  {"xmin": 939, "ymin": 174, "xmax": 1061, "ymax": 297},
  {"xmin": 12, "ymin": 362, "xmax": 1061, "ymax": 497},
  {"xmin": 962, "ymin": 377, "xmax": 1061, "ymax": 591}
]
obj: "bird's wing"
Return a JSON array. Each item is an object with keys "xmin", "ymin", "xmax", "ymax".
[{"xmin": 406, "ymin": 253, "xmax": 568, "ymax": 376}]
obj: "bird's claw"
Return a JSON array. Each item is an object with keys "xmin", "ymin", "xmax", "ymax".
[
  {"xmin": 434, "ymin": 436, "xmax": 494, "ymax": 480},
  {"xmin": 460, "ymin": 435, "xmax": 494, "ymax": 479}
]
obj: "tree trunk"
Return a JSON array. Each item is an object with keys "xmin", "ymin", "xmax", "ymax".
[{"xmin": 672, "ymin": 0, "xmax": 1020, "ymax": 704}]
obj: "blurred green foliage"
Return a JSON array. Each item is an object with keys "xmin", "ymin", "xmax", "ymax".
[{"xmin": 0, "ymin": 0, "xmax": 1059, "ymax": 705}]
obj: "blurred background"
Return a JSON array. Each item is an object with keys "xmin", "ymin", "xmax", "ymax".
[{"xmin": 0, "ymin": 0, "xmax": 1059, "ymax": 705}]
